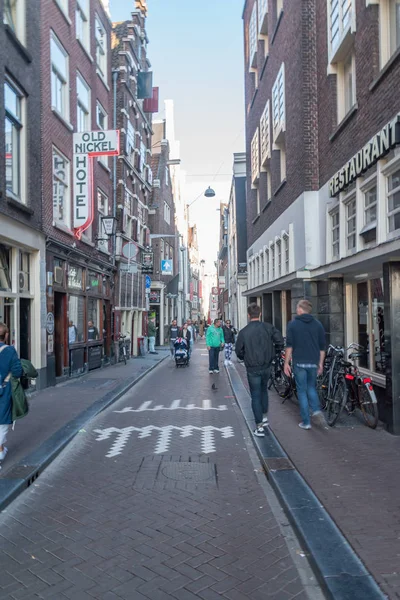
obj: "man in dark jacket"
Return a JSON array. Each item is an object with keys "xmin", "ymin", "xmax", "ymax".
[
  {"xmin": 235, "ymin": 303, "xmax": 283, "ymax": 437},
  {"xmin": 169, "ymin": 319, "xmax": 179, "ymax": 359},
  {"xmin": 222, "ymin": 320, "xmax": 237, "ymax": 367},
  {"xmin": 0, "ymin": 323, "xmax": 23, "ymax": 463},
  {"xmin": 284, "ymin": 299, "xmax": 326, "ymax": 430}
]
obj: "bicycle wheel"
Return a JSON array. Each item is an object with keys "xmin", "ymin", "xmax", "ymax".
[
  {"xmin": 122, "ymin": 349, "xmax": 127, "ymax": 365},
  {"xmin": 326, "ymin": 376, "xmax": 347, "ymax": 426},
  {"xmin": 317, "ymin": 373, "xmax": 329, "ymax": 410},
  {"xmin": 359, "ymin": 385, "xmax": 379, "ymax": 429},
  {"xmin": 271, "ymin": 367, "xmax": 292, "ymax": 398}
]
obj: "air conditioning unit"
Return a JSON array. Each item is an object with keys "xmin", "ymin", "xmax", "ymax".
[
  {"xmin": 54, "ymin": 266, "xmax": 63, "ymax": 285},
  {"xmin": 18, "ymin": 272, "xmax": 27, "ymax": 291}
]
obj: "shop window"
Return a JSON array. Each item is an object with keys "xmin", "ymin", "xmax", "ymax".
[
  {"xmin": 5, "ymin": 79, "xmax": 25, "ymax": 202},
  {"xmin": 388, "ymin": 167, "xmax": 400, "ymax": 232},
  {"xmin": 346, "ymin": 196, "xmax": 356, "ymax": 251},
  {"xmin": 68, "ymin": 295, "xmax": 84, "ymax": 342},
  {"xmin": 87, "ymin": 298, "xmax": 100, "ymax": 340},
  {"xmin": 53, "ymin": 147, "xmax": 71, "ymax": 227},
  {"xmin": 0, "ymin": 246, "xmax": 11, "ymax": 292},
  {"xmin": 54, "ymin": 258, "xmax": 66, "ymax": 286},
  {"xmin": 331, "ymin": 208, "xmax": 340, "ymax": 259},
  {"xmin": 88, "ymin": 271, "xmax": 100, "ymax": 292},
  {"xmin": 68, "ymin": 265, "xmax": 83, "ymax": 290},
  {"xmin": 0, "ymin": 297, "xmax": 15, "ymax": 344},
  {"xmin": 357, "ymin": 279, "xmax": 385, "ymax": 374},
  {"xmin": 19, "ymin": 251, "xmax": 30, "ymax": 293}
]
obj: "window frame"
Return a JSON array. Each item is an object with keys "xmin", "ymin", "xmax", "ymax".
[
  {"xmin": 4, "ymin": 77, "xmax": 26, "ymax": 203},
  {"xmin": 51, "ymin": 32, "xmax": 70, "ymax": 121},
  {"xmin": 345, "ymin": 194, "xmax": 357, "ymax": 252},
  {"xmin": 95, "ymin": 14, "xmax": 108, "ymax": 84},
  {"xmin": 164, "ymin": 201, "xmax": 171, "ymax": 225},
  {"xmin": 387, "ymin": 166, "xmax": 400, "ymax": 233},
  {"xmin": 97, "ymin": 188, "xmax": 109, "ymax": 253},
  {"xmin": 248, "ymin": 2, "xmax": 258, "ymax": 69},
  {"xmin": 328, "ymin": 0, "xmax": 355, "ymax": 62},
  {"xmin": 76, "ymin": 0, "xmax": 90, "ymax": 50},
  {"xmin": 272, "ymin": 63, "xmax": 285, "ymax": 143},
  {"xmin": 4, "ymin": 0, "xmax": 26, "ymax": 45},
  {"xmin": 76, "ymin": 72, "xmax": 91, "ymax": 132},
  {"xmin": 52, "ymin": 146, "xmax": 71, "ymax": 228},
  {"xmin": 331, "ymin": 207, "xmax": 340, "ymax": 260},
  {"xmin": 251, "ymin": 127, "xmax": 260, "ymax": 185},
  {"xmin": 260, "ymin": 100, "xmax": 271, "ymax": 166}
]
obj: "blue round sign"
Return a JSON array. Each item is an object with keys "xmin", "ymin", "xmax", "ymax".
[{"xmin": 145, "ymin": 275, "xmax": 152, "ymax": 289}]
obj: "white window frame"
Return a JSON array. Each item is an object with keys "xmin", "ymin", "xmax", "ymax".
[
  {"xmin": 345, "ymin": 194, "xmax": 357, "ymax": 252},
  {"xmin": 328, "ymin": 0, "xmax": 355, "ymax": 62},
  {"xmin": 52, "ymin": 147, "xmax": 71, "ymax": 228},
  {"xmin": 330, "ymin": 207, "xmax": 340, "ymax": 260},
  {"xmin": 249, "ymin": 2, "xmax": 258, "ymax": 69},
  {"xmin": 387, "ymin": 165, "xmax": 400, "ymax": 233},
  {"xmin": 264, "ymin": 247, "xmax": 269, "ymax": 283},
  {"xmin": 276, "ymin": 238, "xmax": 282, "ymax": 278},
  {"xmin": 260, "ymin": 100, "xmax": 271, "ymax": 166},
  {"xmin": 258, "ymin": 0, "xmax": 268, "ymax": 34},
  {"xmin": 164, "ymin": 201, "xmax": 171, "ymax": 225},
  {"xmin": 95, "ymin": 14, "xmax": 107, "ymax": 84},
  {"xmin": 165, "ymin": 166, "xmax": 169, "ymax": 186},
  {"xmin": 96, "ymin": 101, "xmax": 108, "ymax": 167},
  {"xmin": 336, "ymin": 48, "xmax": 356, "ymax": 123},
  {"xmin": 4, "ymin": 77, "xmax": 26, "ymax": 204},
  {"xmin": 370, "ymin": 0, "xmax": 400, "ymax": 67},
  {"xmin": 76, "ymin": 72, "xmax": 91, "ymax": 132},
  {"xmin": 251, "ymin": 127, "xmax": 260, "ymax": 185},
  {"xmin": 76, "ymin": 0, "xmax": 90, "ymax": 50},
  {"xmin": 272, "ymin": 63, "xmax": 285, "ymax": 142},
  {"xmin": 283, "ymin": 232, "xmax": 289, "ymax": 275},
  {"xmin": 97, "ymin": 188, "xmax": 109, "ymax": 253},
  {"xmin": 363, "ymin": 180, "xmax": 377, "ymax": 227},
  {"xmin": 51, "ymin": 32, "xmax": 69, "ymax": 121},
  {"xmin": 4, "ymin": 0, "xmax": 26, "ymax": 44},
  {"xmin": 54, "ymin": 0, "xmax": 69, "ymax": 19}
]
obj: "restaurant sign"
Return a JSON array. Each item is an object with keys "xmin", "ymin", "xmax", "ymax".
[{"xmin": 329, "ymin": 114, "xmax": 400, "ymax": 197}]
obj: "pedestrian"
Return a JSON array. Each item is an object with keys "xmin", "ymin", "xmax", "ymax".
[
  {"xmin": 235, "ymin": 303, "xmax": 283, "ymax": 437},
  {"xmin": 180, "ymin": 323, "xmax": 191, "ymax": 358},
  {"xmin": 0, "ymin": 323, "xmax": 23, "ymax": 464},
  {"xmin": 199, "ymin": 321, "xmax": 204, "ymax": 338},
  {"xmin": 222, "ymin": 319, "xmax": 237, "ymax": 366},
  {"xmin": 148, "ymin": 317, "xmax": 158, "ymax": 354},
  {"xmin": 88, "ymin": 320, "xmax": 99, "ymax": 341},
  {"xmin": 284, "ymin": 299, "xmax": 326, "ymax": 430},
  {"xmin": 206, "ymin": 318, "xmax": 225, "ymax": 374},
  {"xmin": 68, "ymin": 320, "xmax": 78, "ymax": 345},
  {"xmin": 168, "ymin": 319, "xmax": 179, "ymax": 359},
  {"xmin": 186, "ymin": 319, "xmax": 196, "ymax": 357}
]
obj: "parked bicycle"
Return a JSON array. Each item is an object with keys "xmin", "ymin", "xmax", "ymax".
[
  {"xmin": 269, "ymin": 346, "xmax": 297, "ymax": 402},
  {"xmin": 323, "ymin": 343, "xmax": 379, "ymax": 428},
  {"xmin": 118, "ymin": 333, "xmax": 129, "ymax": 365}
]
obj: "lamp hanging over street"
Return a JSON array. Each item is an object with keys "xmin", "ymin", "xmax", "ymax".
[{"xmin": 204, "ymin": 186, "xmax": 216, "ymax": 198}]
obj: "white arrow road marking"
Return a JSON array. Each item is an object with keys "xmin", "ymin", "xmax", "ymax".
[
  {"xmin": 114, "ymin": 400, "xmax": 228, "ymax": 413},
  {"xmin": 93, "ymin": 425, "xmax": 235, "ymax": 457}
]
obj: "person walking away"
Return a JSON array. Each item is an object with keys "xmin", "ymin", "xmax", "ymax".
[
  {"xmin": 169, "ymin": 319, "xmax": 179, "ymax": 359},
  {"xmin": 222, "ymin": 320, "xmax": 237, "ymax": 366},
  {"xmin": 284, "ymin": 299, "xmax": 326, "ymax": 430},
  {"xmin": 0, "ymin": 323, "xmax": 23, "ymax": 464},
  {"xmin": 148, "ymin": 318, "xmax": 158, "ymax": 354},
  {"xmin": 206, "ymin": 319, "xmax": 225, "ymax": 374},
  {"xmin": 235, "ymin": 304, "xmax": 283, "ymax": 437}
]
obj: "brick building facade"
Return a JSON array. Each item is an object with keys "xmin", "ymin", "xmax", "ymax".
[
  {"xmin": 242, "ymin": 0, "xmax": 400, "ymax": 432},
  {"xmin": 0, "ymin": 0, "xmax": 47, "ymax": 386},
  {"xmin": 42, "ymin": 0, "xmax": 114, "ymax": 385}
]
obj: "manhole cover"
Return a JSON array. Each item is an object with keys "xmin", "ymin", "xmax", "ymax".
[{"xmin": 160, "ymin": 462, "xmax": 216, "ymax": 483}]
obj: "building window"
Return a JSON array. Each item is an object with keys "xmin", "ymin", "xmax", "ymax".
[
  {"xmin": 125, "ymin": 121, "xmax": 135, "ymax": 165},
  {"xmin": 346, "ymin": 197, "xmax": 356, "ymax": 251},
  {"xmin": 68, "ymin": 295, "xmax": 85, "ymax": 342},
  {"xmin": 76, "ymin": 73, "xmax": 90, "ymax": 132},
  {"xmin": 76, "ymin": 0, "xmax": 89, "ymax": 49},
  {"xmin": 97, "ymin": 189, "xmax": 109, "ymax": 253},
  {"xmin": 54, "ymin": 0, "xmax": 68, "ymax": 15},
  {"xmin": 165, "ymin": 166, "xmax": 169, "ymax": 186},
  {"xmin": 0, "ymin": 246, "xmax": 12, "ymax": 292},
  {"xmin": 51, "ymin": 33, "xmax": 69, "ymax": 120},
  {"xmin": 4, "ymin": 80, "xmax": 24, "ymax": 201},
  {"xmin": 364, "ymin": 185, "xmax": 377, "ymax": 225},
  {"xmin": 249, "ymin": 2, "xmax": 258, "ymax": 69},
  {"xmin": 272, "ymin": 64, "xmax": 285, "ymax": 141},
  {"xmin": 277, "ymin": 239, "xmax": 282, "ymax": 277},
  {"xmin": 256, "ymin": 189, "xmax": 260, "ymax": 215},
  {"xmin": 95, "ymin": 15, "xmax": 107, "ymax": 81},
  {"xmin": 378, "ymin": 0, "xmax": 400, "ymax": 67},
  {"xmin": 260, "ymin": 100, "xmax": 270, "ymax": 166},
  {"xmin": 164, "ymin": 201, "xmax": 171, "ymax": 225},
  {"xmin": 284, "ymin": 234, "xmax": 289, "ymax": 274},
  {"xmin": 336, "ymin": 49, "xmax": 356, "ymax": 122},
  {"xmin": 388, "ymin": 168, "xmax": 400, "ymax": 232},
  {"xmin": 271, "ymin": 244, "xmax": 275, "ymax": 280},
  {"xmin": 96, "ymin": 102, "xmax": 107, "ymax": 130},
  {"xmin": 19, "ymin": 251, "xmax": 30, "ymax": 292},
  {"xmin": 390, "ymin": 0, "xmax": 400, "ymax": 54},
  {"xmin": 251, "ymin": 127, "xmax": 260, "ymax": 184},
  {"xmin": 329, "ymin": 0, "xmax": 353, "ymax": 57},
  {"xmin": 331, "ymin": 208, "xmax": 340, "ymax": 259},
  {"xmin": 4, "ymin": 0, "xmax": 25, "ymax": 43},
  {"xmin": 259, "ymin": 0, "xmax": 268, "ymax": 34},
  {"xmin": 356, "ymin": 279, "xmax": 385, "ymax": 374},
  {"xmin": 265, "ymin": 250, "xmax": 269, "ymax": 283},
  {"xmin": 53, "ymin": 148, "xmax": 70, "ymax": 227}
]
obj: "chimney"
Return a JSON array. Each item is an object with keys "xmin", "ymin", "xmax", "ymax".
[{"xmin": 135, "ymin": 0, "xmax": 148, "ymax": 15}]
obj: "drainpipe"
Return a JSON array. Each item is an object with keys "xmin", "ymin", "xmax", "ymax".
[{"xmin": 112, "ymin": 69, "xmax": 119, "ymax": 267}]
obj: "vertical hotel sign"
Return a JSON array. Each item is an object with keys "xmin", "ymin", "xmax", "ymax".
[{"xmin": 73, "ymin": 130, "xmax": 120, "ymax": 239}]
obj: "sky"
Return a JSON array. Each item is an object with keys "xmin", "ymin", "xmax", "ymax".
[{"xmin": 109, "ymin": 0, "xmax": 245, "ymax": 270}]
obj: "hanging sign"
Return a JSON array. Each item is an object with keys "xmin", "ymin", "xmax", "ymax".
[
  {"xmin": 73, "ymin": 130, "xmax": 120, "ymax": 239},
  {"xmin": 142, "ymin": 251, "xmax": 154, "ymax": 274},
  {"xmin": 161, "ymin": 259, "xmax": 173, "ymax": 275}
]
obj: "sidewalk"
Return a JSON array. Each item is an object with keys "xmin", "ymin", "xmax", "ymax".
[
  {"xmin": 0, "ymin": 350, "xmax": 169, "ymax": 481},
  {"xmin": 234, "ymin": 359, "xmax": 400, "ymax": 600}
]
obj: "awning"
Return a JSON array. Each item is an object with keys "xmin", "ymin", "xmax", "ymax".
[{"xmin": 167, "ymin": 274, "xmax": 179, "ymax": 295}]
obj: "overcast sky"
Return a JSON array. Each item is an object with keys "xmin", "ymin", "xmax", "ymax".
[{"xmin": 110, "ymin": 0, "xmax": 245, "ymax": 269}]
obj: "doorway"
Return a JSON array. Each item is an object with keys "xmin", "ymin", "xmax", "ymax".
[
  {"xmin": 19, "ymin": 298, "xmax": 30, "ymax": 360},
  {"xmin": 54, "ymin": 292, "xmax": 66, "ymax": 377}
]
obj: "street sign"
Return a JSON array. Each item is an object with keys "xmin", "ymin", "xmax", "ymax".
[
  {"xmin": 161, "ymin": 259, "xmax": 173, "ymax": 275},
  {"xmin": 120, "ymin": 264, "xmax": 138, "ymax": 274},
  {"xmin": 145, "ymin": 275, "xmax": 152, "ymax": 289},
  {"xmin": 102, "ymin": 217, "xmax": 116, "ymax": 236},
  {"xmin": 122, "ymin": 241, "xmax": 139, "ymax": 260},
  {"xmin": 73, "ymin": 130, "xmax": 120, "ymax": 157}
]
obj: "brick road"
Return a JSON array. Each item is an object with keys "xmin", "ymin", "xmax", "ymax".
[
  {"xmin": 235, "ymin": 359, "xmax": 400, "ymax": 600},
  {"xmin": 0, "ymin": 343, "xmax": 324, "ymax": 599}
]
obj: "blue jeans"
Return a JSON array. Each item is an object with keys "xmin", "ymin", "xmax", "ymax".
[
  {"xmin": 209, "ymin": 347, "xmax": 220, "ymax": 371},
  {"xmin": 189, "ymin": 339, "xmax": 194, "ymax": 357},
  {"xmin": 293, "ymin": 365, "xmax": 321, "ymax": 426},
  {"xmin": 247, "ymin": 369, "xmax": 270, "ymax": 426}
]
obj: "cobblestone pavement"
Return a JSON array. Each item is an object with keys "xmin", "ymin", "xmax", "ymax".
[
  {"xmin": 0, "ymin": 343, "xmax": 324, "ymax": 599},
  {"xmin": 235, "ymin": 359, "xmax": 400, "ymax": 600},
  {"xmin": 0, "ymin": 351, "xmax": 168, "ymax": 478}
]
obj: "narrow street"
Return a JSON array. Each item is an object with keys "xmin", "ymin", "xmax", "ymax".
[{"xmin": 0, "ymin": 343, "xmax": 323, "ymax": 600}]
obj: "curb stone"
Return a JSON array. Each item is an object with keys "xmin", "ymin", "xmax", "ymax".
[
  {"xmin": 0, "ymin": 353, "xmax": 169, "ymax": 513},
  {"xmin": 226, "ymin": 363, "xmax": 387, "ymax": 600}
]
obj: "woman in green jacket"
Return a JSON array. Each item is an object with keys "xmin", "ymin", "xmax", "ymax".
[{"xmin": 206, "ymin": 319, "xmax": 225, "ymax": 374}]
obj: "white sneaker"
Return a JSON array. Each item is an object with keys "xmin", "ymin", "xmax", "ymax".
[
  {"xmin": 0, "ymin": 447, "xmax": 8, "ymax": 461},
  {"xmin": 214, "ymin": 369, "xmax": 220, "ymax": 374},
  {"xmin": 253, "ymin": 426, "xmax": 265, "ymax": 437},
  {"xmin": 224, "ymin": 360, "xmax": 228, "ymax": 367},
  {"xmin": 228, "ymin": 360, "xmax": 233, "ymax": 366},
  {"xmin": 299, "ymin": 423, "xmax": 311, "ymax": 430},
  {"xmin": 262, "ymin": 416, "xmax": 269, "ymax": 427},
  {"xmin": 209, "ymin": 370, "xmax": 214, "ymax": 374}
]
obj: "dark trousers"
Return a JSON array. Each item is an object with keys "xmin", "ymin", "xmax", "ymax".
[
  {"xmin": 247, "ymin": 369, "xmax": 270, "ymax": 426},
  {"xmin": 209, "ymin": 347, "xmax": 220, "ymax": 371}
]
